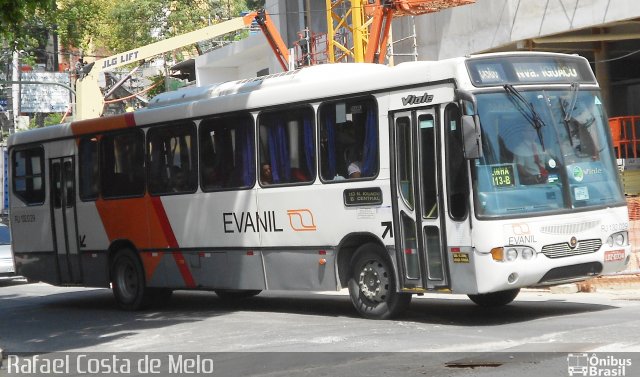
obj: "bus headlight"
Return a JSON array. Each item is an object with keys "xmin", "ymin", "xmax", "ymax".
[
  {"xmin": 521, "ymin": 248, "xmax": 535, "ymax": 260},
  {"xmin": 607, "ymin": 231, "xmax": 628, "ymax": 247},
  {"xmin": 506, "ymin": 248, "xmax": 518, "ymax": 262},
  {"xmin": 491, "ymin": 246, "xmax": 536, "ymax": 262}
]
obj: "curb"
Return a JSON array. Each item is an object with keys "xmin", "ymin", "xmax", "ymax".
[{"xmin": 550, "ymin": 274, "xmax": 640, "ymax": 293}]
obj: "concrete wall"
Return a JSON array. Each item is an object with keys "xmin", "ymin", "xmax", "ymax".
[
  {"xmin": 195, "ymin": 19, "xmax": 283, "ymax": 84},
  {"xmin": 196, "ymin": 0, "xmax": 640, "ymax": 85},
  {"xmin": 406, "ymin": 0, "xmax": 640, "ymax": 60}
]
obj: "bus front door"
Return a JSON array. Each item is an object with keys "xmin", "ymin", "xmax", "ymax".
[
  {"xmin": 392, "ymin": 109, "xmax": 448, "ymax": 290},
  {"xmin": 50, "ymin": 157, "xmax": 82, "ymax": 284}
]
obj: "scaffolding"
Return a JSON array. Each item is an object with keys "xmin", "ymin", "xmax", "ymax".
[{"xmin": 325, "ymin": 0, "xmax": 475, "ymax": 64}]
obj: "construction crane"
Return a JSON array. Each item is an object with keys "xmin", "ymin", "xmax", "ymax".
[
  {"xmin": 326, "ymin": 0, "xmax": 475, "ymax": 64},
  {"xmin": 75, "ymin": 9, "xmax": 289, "ymax": 121}
]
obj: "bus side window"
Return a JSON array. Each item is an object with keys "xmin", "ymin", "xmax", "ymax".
[
  {"xmin": 258, "ymin": 106, "xmax": 315, "ymax": 185},
  {"xmin": 79, "ymin": 137, "xmax": 99, "ymax": 200},
  {"xmin": 445, "ymin": 103, "xmax": 469, "ymax": 220},
  {"xmin": 319, "ymin": 97, "xmax": 378, "ymax": 181},
  {"xmin": 199, "ymin": 114, "xmax": 255, "ymax": 191},
  {"xmin": 101, "ymin": 130, "xmax": 145, "ymax": 198},
  {"xmin": 12, "ymin": 147, "xmax": 45, "ymax": 205},
  {"xmin": 147, "ymin": 122, "xmax": 198, "ymax": 195}
]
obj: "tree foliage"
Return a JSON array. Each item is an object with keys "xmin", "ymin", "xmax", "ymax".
[
  {"xmin": 3, "ymin": 0, "xmax": 265, "ymax": 57},
  {"xmin": 56, "ymin": 0, "xmax": 109, "ymax": 53},
  {"xmin": 101, "ymin": 0, "xmax": 265, "ymax": 54},
  {"xmin": 0, "ymin": 0, "xmax": 54, "ymax": 55}
]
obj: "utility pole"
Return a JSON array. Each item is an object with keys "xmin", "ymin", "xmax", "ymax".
[{"xmin": 11, "ymin": 50, "xmax": 20, "ymax": 131}]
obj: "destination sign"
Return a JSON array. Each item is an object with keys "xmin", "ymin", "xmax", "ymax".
[
  {"xmin": 466, "ymin": 56, "xmax": 596, "ymax": 87},
  {"xmin": 491, "ymin": 165, "xmax": 515, "ymax": 188},
  {"xmin": 344, "ymin": 187, "xmax": 383, "ymax": 207}
]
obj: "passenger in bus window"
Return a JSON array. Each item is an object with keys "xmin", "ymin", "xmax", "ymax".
[
  {"xmin": 260, "ymin": 163, "xmax": 273, "ymax": 185},
  {"xmin": 346, "ymin": 146, "xmax": 362, "ymax": 178},
  {"xmin": 291, "ymin": 168, "xmax": 308, "ymax": 182}
]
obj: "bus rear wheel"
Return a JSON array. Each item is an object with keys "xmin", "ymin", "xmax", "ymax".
[
  {"xmin": 111, "ymin": 248, "xmax": 151, "ymax": 310},
  {"xmin": 348, "ymin": 243, "xmax": 411, "ymax": 319},
  {"xmin": 468, "ymin": 288, "xmax": 520, "ymax": 307}
]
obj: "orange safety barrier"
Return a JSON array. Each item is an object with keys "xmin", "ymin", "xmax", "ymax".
[{"xmin": 609, "ymin": 116, "xmax": 640, "ymax": 159}]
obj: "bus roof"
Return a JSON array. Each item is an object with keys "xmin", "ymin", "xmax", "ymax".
[{"xmin": 8, "ymin": 52, "xmax": 591, "ymax": 148}]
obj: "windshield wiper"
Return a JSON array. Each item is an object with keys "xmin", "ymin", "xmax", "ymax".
[
  {"xmin": 503, "ymin": 84, "xmax": 546, "ymax": 150},
  {"xmin": 562, "ymin": 82, "xmax": 580, "ymax": 122},
  {"xmin": 559, "ymin": 82, "xmax": 580, "ymax": 146}
]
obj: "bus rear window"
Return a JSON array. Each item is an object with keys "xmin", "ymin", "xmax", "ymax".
[{"xmin": 13, "ymin": 147, "xmax": 45, "ymax": 205}]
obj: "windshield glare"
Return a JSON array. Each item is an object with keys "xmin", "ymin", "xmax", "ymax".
[{"xmin": 473, "ymin": 89, "xmax": 624, "ymax": 217}]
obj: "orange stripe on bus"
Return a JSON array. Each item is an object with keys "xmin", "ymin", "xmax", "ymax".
[
  {"xmin": 96, "ymin": 197, "xmax": 151, "ymax": 247},
  {"xmin": 71, "ymin": 112, "xmax": 136, "ymax": 136},
  {"xmin": 95, "ymin": 193, "xmax": 195, "ymax": 287},
  {"xmin": 150, "ymin": 197, "xmax": 196, "ymax": 288}
]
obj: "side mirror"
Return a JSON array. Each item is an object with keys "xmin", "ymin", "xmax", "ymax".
[{"xmin": 462, "ymin": 115, "xmax": 482, "ymax": 159}]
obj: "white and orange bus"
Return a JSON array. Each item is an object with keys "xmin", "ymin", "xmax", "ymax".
[{"xmin": 8, "ymin": 52, "xmax": 632, "ymax": 319}]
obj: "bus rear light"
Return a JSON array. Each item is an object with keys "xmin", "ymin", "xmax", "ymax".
[
  {"xmin": 319, "ymin": 250, "xmax": 327, "ymax": 255},
  {"xmin": 319, "ymin": 258, "xmax": 327, "ymax": 265},
  {"xmin": 246, "ymin": 250, "xmax": 254, "ymax": 256}
]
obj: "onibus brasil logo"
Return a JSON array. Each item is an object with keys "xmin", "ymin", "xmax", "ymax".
[{"xmin": 567, "ymin": 353, "xmax": 632, "ymax": 376}]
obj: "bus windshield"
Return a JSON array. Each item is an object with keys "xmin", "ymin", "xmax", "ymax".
[{"xmin": 473, "ymin": 88, "xmax": 625, "ymax": 218}]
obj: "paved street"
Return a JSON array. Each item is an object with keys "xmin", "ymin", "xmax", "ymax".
[{"xmin": 1, "ymin": 279, "xmax": 639, "ymax": 376}]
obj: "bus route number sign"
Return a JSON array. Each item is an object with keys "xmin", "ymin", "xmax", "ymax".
[
  {"xmin": 344, "ymin": 187, "xmax": 383, "ymax": 207},
  {"xmin": 491, "ymin": 165, "xmax": 515, "ymax": 187}
]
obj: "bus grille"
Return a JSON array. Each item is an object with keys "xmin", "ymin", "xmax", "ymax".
[{"xmin": 541, "ymin": 239, "xmax": 602, "ymax": 258}]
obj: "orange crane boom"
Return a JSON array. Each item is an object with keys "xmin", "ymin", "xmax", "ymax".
[
  {"xmin": 326, "ymin": 0, "xmax": 475, "ymax": 64},
  {"xmin": 365, "ymin": 0, "xmax": 476, "ymax": 63}
]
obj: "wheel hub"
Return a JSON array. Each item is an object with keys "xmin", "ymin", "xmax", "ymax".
[
  {"xmin": 358, "ymin": 261, "xmax": 389, "ymax": 303},
  {"xmin": 116, "ymin": 259, "xmax": 138, "ymax": 301}
]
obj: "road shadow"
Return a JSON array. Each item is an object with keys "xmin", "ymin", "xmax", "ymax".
[
  {"xmin": 0, "ymin": 287, "xmax": 618, "ymax": 354},
  {"xmin": 198, "ymin": 291, "xmax": 616, "ymax": 326}
]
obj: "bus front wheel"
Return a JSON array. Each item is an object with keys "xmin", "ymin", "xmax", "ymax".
[
  {"xmin": 348, "ymin": 243, "xmax": 411, "ymax": 319},
  {"xmin": 111, "ymin": 248, "xmax": 150, "ymax": 310},
  {"xmin": 468, "ymin": 288, "xmax": 520, "ymax": 307}
]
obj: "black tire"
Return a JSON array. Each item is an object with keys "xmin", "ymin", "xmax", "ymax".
[
  {"xmin": 468, "ymin": 288, "xmax": 520, "ymax": 307},
  {"xmin": 111, "ymin": 248, "xmax": 151, "ymax": 310},
  {"xmin": 348, "ymin": 243, "xmax": 411, "ymax": 319},
  {"xmin": 214, "ymin": 289, "xmax": 262, "ymax": 300}
]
